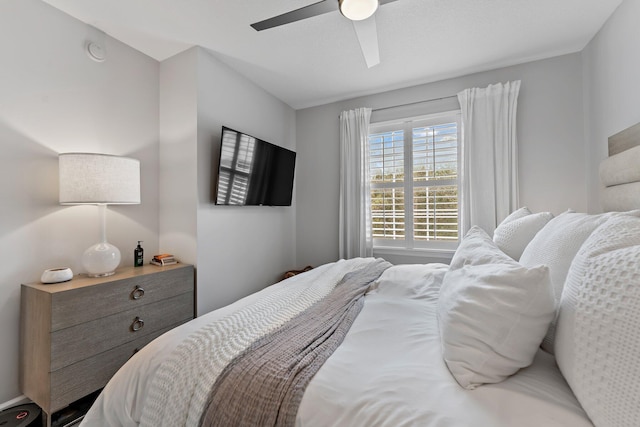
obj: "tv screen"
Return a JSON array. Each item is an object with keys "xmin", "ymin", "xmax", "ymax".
[{"xmin": 215, "ymin": 127, "xmax": 296, "ymax": 206}]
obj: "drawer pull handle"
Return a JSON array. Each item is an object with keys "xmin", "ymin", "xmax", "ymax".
[
  {"xmin": 131, "ymin": 317, "xmax": 145, "ymax": 332},
  {"xmin": 131, "ymin": 286, "xmax": 145, "ymax": 300}
]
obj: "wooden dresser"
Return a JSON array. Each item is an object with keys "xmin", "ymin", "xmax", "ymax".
[{"xmin": 19, "ymin": 263, "xmax": 194, "ymax": 425}]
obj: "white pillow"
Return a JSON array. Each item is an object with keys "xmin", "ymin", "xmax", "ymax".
[
  {"xmin": 519, "ymin": 210, "xmax": 612, "ymax": 353},
  {"xmin": 438, "ymin": 226, "xmax": 555, "ymax": 390},
  {"xmin": 449, "ymin": 224, "xmax": 510, "ymax": 270},
  {"xmin": 499, "ymin": 206, "xmax": 532, "ymax": 224},
  {"xmin": 555, "ymin": 213, "xmax": 640, "ymax": 427},
  {"xmin": 493, "ymin": 210, "xmax": 554, "ymax": 260}
]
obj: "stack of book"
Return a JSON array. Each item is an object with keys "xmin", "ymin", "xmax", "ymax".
[{"xmin": 150, "ymin": 254, "xmax": 178, "ymax": 266}]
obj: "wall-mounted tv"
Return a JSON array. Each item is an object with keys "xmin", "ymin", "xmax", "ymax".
[{"xmin": 215, "ymin": 126, "xmax": 296, "ymax": 206}]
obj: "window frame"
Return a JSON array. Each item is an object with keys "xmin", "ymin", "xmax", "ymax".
[{"xmin": 369, "ymin": 110, "xmax": 462, "ymax": 252}]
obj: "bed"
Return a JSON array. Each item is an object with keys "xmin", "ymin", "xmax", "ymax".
[{"xmin": 81, "ymin": 124, "xmax": 640, "ymax": 427}]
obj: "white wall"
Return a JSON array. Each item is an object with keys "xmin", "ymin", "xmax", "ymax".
[
  {"xmin": 0, "ymin": 0, "xmax": 159, "ymax": 406},
  {"xmin": 583, "ymin": 0, "xmax": 640, "ymax": 212},
  {"xmin": 296, "ymin": 54, "xmax": 586, "ymax": 267},
  {"xmin": 158, "ymin": 47, "xmax": 297, "ymax": 315}
]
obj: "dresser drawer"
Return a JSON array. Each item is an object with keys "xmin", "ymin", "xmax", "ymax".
[
  {"xmin": 50, "ymin": 265, "xmax": 193, "ymax": 331},
  {"xmin": 49, "ymin": 323, "xmax": 182, "ymax": 413},
  {"xmin": 50, "ymin": 291, "xmax": 193, "ymax": 371}
]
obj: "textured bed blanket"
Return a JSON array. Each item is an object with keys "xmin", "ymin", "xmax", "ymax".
[
  {"xmin": 139, "ymin": 257, "xmax": 387, "ymax": 427},
  {"xmin": 200, "ymin": 258, "xmax": 391, "ymax": 426}
]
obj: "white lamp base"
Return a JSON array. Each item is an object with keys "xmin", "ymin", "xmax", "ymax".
[{"xmin": 82, "ymin": 242, "xmax": 121, "ymax": 277}]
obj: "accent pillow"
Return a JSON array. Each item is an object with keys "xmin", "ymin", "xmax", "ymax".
[
  {"xmin": 498, "ymin": 206, "xmax": 532, "ymax": 224},
  {"xmin": 493, "ymin": 210, "xmax": 554, "ymax": 260},
  {"xmin": 438, "ymin": 226, "xmax": 555, "ymax": 390},
  {"xmin": 519, "ymin": 210, "xmax": 612, "ymax": 353},
  {"xmin": 449, "ymin": 224, "xmax": 512, "ymax": 270},
  {"xmin": 554, "ymin": 213, "xmax": 640, "ymax": 427}
]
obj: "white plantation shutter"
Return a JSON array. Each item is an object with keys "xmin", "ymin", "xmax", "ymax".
[
  {"xmin": 412, "ymin": 122, "xmax": 458, "ymax": 241},
  {"xmin": 369, "ymin": 130, "xmax": 405, "ymax": 240},
  {"xmin": 369, "ymin": 111, "xmax": 461, "ymax": 249}
]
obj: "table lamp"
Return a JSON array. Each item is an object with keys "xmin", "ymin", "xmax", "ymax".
[{"xmin": 59, "ymin": 153, "xmax": 140, "ymax": 277}]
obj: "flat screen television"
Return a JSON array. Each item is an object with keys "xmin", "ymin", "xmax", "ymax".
[{"xmin": 215, "ymin": 126, "xmax": 296, "ymax": 206}]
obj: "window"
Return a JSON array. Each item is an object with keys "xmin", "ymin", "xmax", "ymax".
[{"xmin": 369, "ymin": 111, "xmax": 461, "ymax": 250}]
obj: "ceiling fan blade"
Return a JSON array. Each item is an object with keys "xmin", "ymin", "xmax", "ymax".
[
  {"xmin": 251, "ymin": 0, "xmax": 338, "ymax": 31},
  {"xmin": 352, "ymin": 17, "xmax": 380, "ymax": 68},
  {"xmin": 379, "ymin": 0, "xmax": 401, "ymax": 5}
]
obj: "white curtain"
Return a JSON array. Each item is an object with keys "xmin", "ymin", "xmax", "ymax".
[
  {"xmin": 339, "ymin": 107, "xmax": 373, "ymax": 259},
  {"xmin": 457, "ymin": 80, "xmax": 521, "ymax": 235}
]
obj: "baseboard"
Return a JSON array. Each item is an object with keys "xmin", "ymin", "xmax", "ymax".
[{"xmin": 0, "ymin": 394, "xmax": 29, "ymax": 411}]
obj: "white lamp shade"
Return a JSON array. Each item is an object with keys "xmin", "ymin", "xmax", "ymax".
[
  {"xmin": 339, "ymin": 0, "xmax": 378, "ymax": 21},
  {"xmin": 59, "ymin": 153, "xmax": 140, "ymax": 205}
]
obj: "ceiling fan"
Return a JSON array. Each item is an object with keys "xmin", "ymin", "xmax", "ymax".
[{"xmin": 251, "ymin": 0, "xmax": 400, "ymax": 68}]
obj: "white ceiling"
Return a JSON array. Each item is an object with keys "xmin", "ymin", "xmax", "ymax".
[{"xmin": 42, "ymin": 0, "xmax": 623, "ymax": 110}]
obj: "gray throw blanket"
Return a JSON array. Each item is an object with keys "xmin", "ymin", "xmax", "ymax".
[{"xmin": 200, "ymin": 258, "xmax": 391, "ymax": 427}]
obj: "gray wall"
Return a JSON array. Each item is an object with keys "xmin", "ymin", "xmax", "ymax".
[
  {"xmin": 0, "ymin": 0, "xmax": 160, "ymax": 405},
  {"xmin": 195, "ymin": 48, "xmax": 297, "ymax": 314},
  {"xmin": 158, "ymin": 47, "xmax": 297, "ymax": 316},
  {"xmin": 159, "ymin": 49, "xmax": 199, "ymax": 272},
  {"xmin": 296, "ymin": 54, "xmax": 586, "ymax": 267},
  {"xmin": 583, "ymin": 0, "xmax": 640, "ymax": 212}
]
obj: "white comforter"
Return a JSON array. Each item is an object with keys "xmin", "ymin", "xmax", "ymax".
[{"xmin": 82, "ymin": 261, "xmax": 593, "ymax": 427}]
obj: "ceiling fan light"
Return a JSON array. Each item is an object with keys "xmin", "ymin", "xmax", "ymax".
[{"xmin": 339, "ymin": 0, "xmax": 379, "ymax": 21}]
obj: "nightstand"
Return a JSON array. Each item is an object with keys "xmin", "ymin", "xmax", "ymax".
[{"xmin": 19, "ymin": 263, "xmax": 195, "ymax": 427}]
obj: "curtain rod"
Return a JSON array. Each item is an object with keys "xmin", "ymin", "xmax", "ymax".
[{"xmin": 372, "ymin": 94, "xmax": 458, "ymax": 113}]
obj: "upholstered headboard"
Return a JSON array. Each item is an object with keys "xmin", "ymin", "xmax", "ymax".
[{"xmin": 600, "ymin": 121, "xmax": 640, "ymax": 212}]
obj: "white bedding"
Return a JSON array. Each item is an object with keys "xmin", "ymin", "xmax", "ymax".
[{"xmin": 82, "ymin": 261, "xmax": 593, "ymax": 427}]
